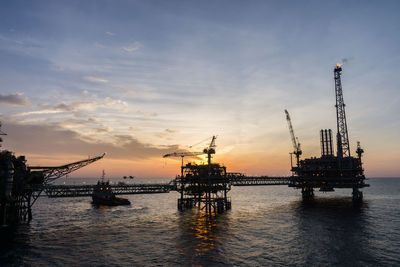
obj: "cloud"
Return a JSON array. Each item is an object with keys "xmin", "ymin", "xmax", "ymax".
[
  {"xmin": 164, "ymin": 129, "xmax": 177, "ymax": 133},
  {"xmin": 128, "ymin": 126, "xmax": 140, "ymax": 131},
  {"xmin": 50, "ymin": 65, "xmax": 65, "ymax": 72},
  {"xmin": 105, "ymin": 31, "xmax": 115, "ymax": 36},
  {"xmin": 122, "ymin": 41, "xmax": 141, "ymax": 52},
  {"xmin": 13, "ymin": 101, "xmax": 96, "ymax": 116},
  {"xmin": 3, "ymin": 121, "xmax": 179, "ymax": 160},
  {"xmin": 14, "ymin": 109, "xmax": 63, "ymax": 116},
  {"xmin": 94, "ymin": 42, "xmax": 105, "ymax": 48},
  {"xmin": 0, "ymin": 93, "xmax": 30, "ymax": 106},
  {"xmin": 104, "ymin": 97, "xmax": 128, "ymax": 107},
  {"xmin": 88, "ymin": 117, "xmax": 99, "ymax": 122},
  {"xmin": 54, "ymin": 102, "xmax": 96, "ymax": 111},
  {"xmin": 85, "ymin": 76, "xmax": 109, "ymax": 83},
  {"xmin": 136, "ymin": 110, "xmax": 157, "ymax": 118},
  {"xmin": 55, "ymin": 118, "xmax": 97, "ymax": 129},
  {"xmin": 155, "ymin": 128, "xmax": 178, "ymax": 139},
  {"xmin": 11, "ymin": 117, "xmax": 47, "ymax": 124},
  {"xmin": 95, "ymin": 127, "xmax": 112, "ymax": 133}
]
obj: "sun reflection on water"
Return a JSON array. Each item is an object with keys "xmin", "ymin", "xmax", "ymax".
[
  {"xmin": 192, "ymin": 212, "xmax": 218, "ymax": 255},
  {"xmin": 177, "ymin": 209, "xmax": 230, "ymax": 265}
]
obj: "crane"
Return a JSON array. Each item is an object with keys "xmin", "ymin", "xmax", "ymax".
[
  {"xmin": 163, "ymin": 135, "xmax": 217, "ymax": 167},
  {"xmin": 163, "ymin": 151, "xmax": 205, "ymax": 167},
  {"xmin": 285, "ymin": 110, "xmax": 302, "ymax": 167},
  {"xmin": 29, "ymin": 153, "xmax": 106, "ymax": 183}
]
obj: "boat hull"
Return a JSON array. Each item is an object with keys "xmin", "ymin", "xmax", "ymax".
[{"xmin": 92, "ymin": 196, "xmax": 130, "ymax": 206}]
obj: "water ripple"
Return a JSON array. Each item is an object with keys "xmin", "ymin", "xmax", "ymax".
[{"xmin": 1, "ymin": 178, "xmax": 399, "ymax": 266}]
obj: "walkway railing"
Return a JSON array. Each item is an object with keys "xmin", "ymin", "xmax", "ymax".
[
  {"xmin": 230, "ymin": 176, "xmax": 291, "ymax": 186},
  {"xmin": 43, "ymin": 183, "xmax": 172, "ymax": 198},
  {"xmin": 41, "ymin": 176, "xmax": 292, "ymax": 198}
]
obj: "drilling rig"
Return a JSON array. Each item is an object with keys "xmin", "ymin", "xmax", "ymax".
[
  {"xmin": 288, "ymin": 64, "xmax": 368, "ymax": 201},
  {"xmin": 0, "ymin": 123, "xmax": 105, "ymax": 225},
  {"xmin": 164, "ymin": 136, "xmax": 231, "ymax": 213}
]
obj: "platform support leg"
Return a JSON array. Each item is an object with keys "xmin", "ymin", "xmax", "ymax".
[
  {"xmin": 302, "ymin": 187, "xmax": 314, "ymax": 200},
  {"xmin": 2, "ymin": 205, "xmax": 7, "ymax": 227},
  {"xmin": 178, "ymin": 199, "xmax": 183, "ymax": 211},
  {"xmin": 352, "ymin": 188, "xmax": 363, "ymax": 202},
  {"xmin": 28, "ymin": 207, "xmax": 32, "ymax": 221}
]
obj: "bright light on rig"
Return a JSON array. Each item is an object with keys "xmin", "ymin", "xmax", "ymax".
[{"xmin": 336, "ymin": 63, "xmax": 342, "ymax": 67}]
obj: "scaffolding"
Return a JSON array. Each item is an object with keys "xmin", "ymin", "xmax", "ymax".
[{"xmin": 176, "ymin": 163, "xmax": 231, "ymax": 214}]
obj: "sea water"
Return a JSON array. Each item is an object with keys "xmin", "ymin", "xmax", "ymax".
[{"xmin": 1, "ymin": 178, "xmax": 399, "ymax": 266}]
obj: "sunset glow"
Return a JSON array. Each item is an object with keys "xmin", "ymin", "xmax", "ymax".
[{"xmin": 0, "ymin": 1, "xmax": 399, "ymax": 178}]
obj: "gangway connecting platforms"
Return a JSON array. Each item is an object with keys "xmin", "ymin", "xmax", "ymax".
[
  {"xmin": 40, "ymin": 176, "xmax": 291, "ymax": 198},
  {"xmin": 42, "ymin": 183, "xmax": 173, "ymax": 198}
]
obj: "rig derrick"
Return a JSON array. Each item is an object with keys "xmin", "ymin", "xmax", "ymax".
[
  {"xmin": 164, "ymin": 136, "xmax": 231, "ymax": 214},
  {"xmin": 287, "ymin": 65, "xmax": 368, "ymax": 201},
  {"xmin": 0, "ymin": 125, "xmax": 105, "ymax": 226}
]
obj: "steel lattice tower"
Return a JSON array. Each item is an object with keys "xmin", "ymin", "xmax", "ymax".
[{"xmin": 334, "ymin": 65, "xmax": 351, "ymax": 158}]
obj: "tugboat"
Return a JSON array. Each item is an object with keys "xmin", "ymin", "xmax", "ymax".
[{"xmin": 92, "ymin": 171, "xmax": 130, "ymax": 206}]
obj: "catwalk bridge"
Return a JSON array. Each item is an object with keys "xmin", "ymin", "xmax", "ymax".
[{"xmin": 40, "ymin": 176, "xmax": 291, "ymax": 198}]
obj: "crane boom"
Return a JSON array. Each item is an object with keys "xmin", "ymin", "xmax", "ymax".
[
  {"xmin": 29, "ymin": 153, "xmax": 106, "ymax": 183},
  {"xmin": 285, "ymin": 110, "xmax": 302, "ymax": 166},
  {"xmin": 209, "ymin": 136, "xmax": 216, "ymax": 149},
  {"xmin": 204, "ymin": 135, "xmax": 217, "ymax": 164},
  {"xmin": 163, "ymin": 135, "xmax": 217, "ymax": 166},
  {"xmin": 285, "ymin": 110, "xmax": 298, "ymax": 151},
  {"xmin": 163, "ymin": 151, "xmax": 204, "ymax": 158}
]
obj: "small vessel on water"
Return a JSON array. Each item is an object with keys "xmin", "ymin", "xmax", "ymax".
[{"xmin": 92, "ymin": 171, "xmax": 130, "ymax": 206}]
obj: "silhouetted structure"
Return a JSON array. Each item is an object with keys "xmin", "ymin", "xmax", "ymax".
[
  {"xmin": 285, "ymin": 109, "xmax": 302, "ymax": 167},
  {"xmin": 1, "ymin": 65, "xmax": 370, "ymax": 225},
  {"xmin": 0, "ymin": 125, "xmax": 104, "ymax": 225},
  {"xmin": 176, "ymin": 162, "xmax": 231, "ymax": 213},
  {"xmin": 287, "ymin": 65, "xmax": 368, "ymax": 201},
  {"xmin": 164, "ymin": 136, "xmax": 232, "ymax": 213}
]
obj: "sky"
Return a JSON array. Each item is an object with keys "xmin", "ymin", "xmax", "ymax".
[{"xmin": 0, "ymin": 0, "xmax": 399, "ymax": 178}]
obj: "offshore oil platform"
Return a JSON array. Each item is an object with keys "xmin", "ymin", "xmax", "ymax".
[
  {"xmin": 163, "ymin": 136, "xmax": 232, "ymax": 213},
  {"xmin": 0, "ymin": 125, "xmax": 104, "ymax": 225},
  {"xmin": 285, "ymin": 64, "xmax": 368, "ymax": 201},
  {"xmin": 0, "ymin": 64, "xmax": 368, "ymax": 225},
  {"xmin": 160, "ymin": 63, "xmax": 368, "ymax": 213}
]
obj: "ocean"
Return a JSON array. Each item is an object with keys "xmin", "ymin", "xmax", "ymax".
[{"xmin": 1, "ymin": 178, "xmax": 399, "ymax": 266}]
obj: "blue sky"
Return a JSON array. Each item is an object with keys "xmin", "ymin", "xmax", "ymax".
[{"xmin": 0, "ymin": 1, "xmax": 399, "ymax": 177}]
